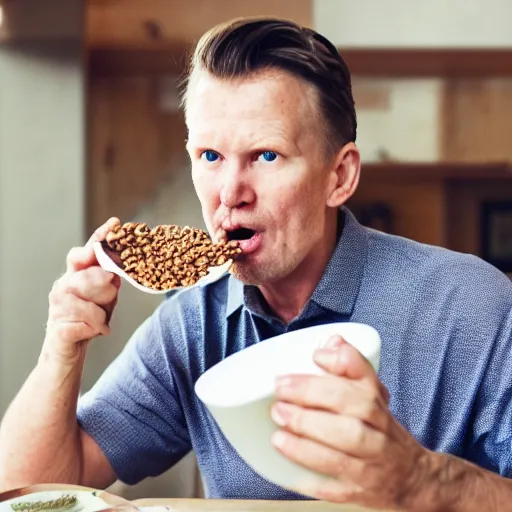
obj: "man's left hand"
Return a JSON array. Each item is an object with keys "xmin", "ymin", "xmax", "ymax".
[{"xmin": 270, "ymin": 335, "xmax": 433, "ymax": 509}]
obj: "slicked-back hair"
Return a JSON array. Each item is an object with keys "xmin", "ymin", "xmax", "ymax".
[{"xmin": 180, "ymin": 17, "xmax": 357, "ymax": 155}]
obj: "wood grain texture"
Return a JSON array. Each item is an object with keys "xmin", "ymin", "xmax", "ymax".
[
  {"xmin": 88, "ymin": 47, "xmax": 512, "ymax": 78},
  {"xmin": 351, "ymin": 180, "xmax": 448, "ymax": 247},
  {"xmin": 133, "ymin": 497, "xmax": 393, "ymax": 512},
  {"xmin": 86, "ymin": 0, "xmax": 312, "ymax": 49},
  {"xmin": 441, "ymin": 79, "xmax": 512, "ymax": 163},
  {"xmin": 86, "ymin": 75, "xmax": 188, "ymax": 233}
]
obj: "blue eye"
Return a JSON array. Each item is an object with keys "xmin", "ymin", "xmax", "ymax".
[
  {"xmin": 258, "ymin": 151, "xmax": 277, "ymax": 162},
  {"xmin": 201, "ymin": 150, "xmax": 220, "ymax": 162}
]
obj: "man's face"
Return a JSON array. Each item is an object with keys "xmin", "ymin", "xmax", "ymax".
[{"xmin": 185, "ymin": 69, "xmax": 338, "ymax": 285}]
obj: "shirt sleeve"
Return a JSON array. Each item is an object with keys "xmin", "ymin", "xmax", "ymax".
[
  {"xmin": 77, "ymin": 303, "xmax": 191, "ymax": 485},
  {"xmin": 469, "ymin": 304, "xmax": 512, "ymax": 477}
]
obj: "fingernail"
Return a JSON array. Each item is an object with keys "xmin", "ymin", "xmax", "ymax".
[
  {"xmin": 325, "ymin": 335, "xmax": 345, "ymax": 348},
  {"xmin": 271, "ymin": 430, "xmax": 287, "ymax": 448},
  {"xmin": 314, "ymin": 348, "xmax": 336, "ymax": 366},
  {"xmin": 271, "ymin": 402, "xmax": 291, "ymax": 427}
]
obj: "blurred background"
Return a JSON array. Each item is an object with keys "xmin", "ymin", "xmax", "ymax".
[{"xmin": 1, "ymin": 0, "xmax": 512, "ymax": 500}]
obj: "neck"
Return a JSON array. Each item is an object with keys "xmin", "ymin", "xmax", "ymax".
[{"xmin": 258, "ymin": 211, "xmax": 341, "ymax": 324}]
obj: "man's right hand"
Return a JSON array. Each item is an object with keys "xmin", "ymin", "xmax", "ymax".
[{"xmin": 43, "ymin": 217, "xmax": 122, "ymax": 365}]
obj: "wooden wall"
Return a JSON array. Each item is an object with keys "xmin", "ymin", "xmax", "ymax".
[
  {"xmin": 441, "ymin": 79, "xmax": 512, "ymax": 163},
  {"xmin": 85, "ymin": 0, "xmax": 313, "ymax": 234},
  {"xmin": 351, "ymin": 180, "xmax": 448, "ymax": 246},
  {"xmin": 85, "ymin": 1, "xmax": 512, "ymax": 261},
  {"xmin": 87, "ymin": 76, "xmax": 188, "ymax": 231}
]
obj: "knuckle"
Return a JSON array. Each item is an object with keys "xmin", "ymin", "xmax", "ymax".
[
  {"xmin": 361, "ymin": 391, "xmax": 382, "ymax": 423},
  {"xmin": 289, "ymin": 408, "xmax": 304, "ymax": 434},
  {"xmin": 331, "ymin": 386, "xmax": 347, "ymax": 413},
  {"xmin": 352, "ymin": 421, "xmax": 368, "ymax": 447},
  {"xmin": 322, "ymin": 377, "xmax": 346, "ymax": 413},
  {"xmin": 332, "ymin": 452, "xmax": 350, "ymax": 477},
  {"xmin": 48, "ymin": 281, "xmax": 65, "ymax": 304},
  {"xmin": 303, "ymin": 380, "xmax": 319, "ymax": 405},
  {"xmin": 66, "ymin": 246, "xmax": 83, "ymax": 266},
  {"xmin": 70, "ymin": 268, "xmax": 100, "ymax": 291}
]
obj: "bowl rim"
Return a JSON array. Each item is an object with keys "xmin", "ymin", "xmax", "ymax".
[{"xmin": 194, "ymin": 321, "xmax": 381, "ymax": 409}]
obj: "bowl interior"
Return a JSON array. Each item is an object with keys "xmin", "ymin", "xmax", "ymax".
[{"xmin": 195, "ymin": 322, "xmax": 380, "ymax": 408}]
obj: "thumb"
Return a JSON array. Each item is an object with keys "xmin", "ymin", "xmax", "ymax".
[
  {"xmin": 323, "ymin": 334, "xmax": 346, "ymax": 349},
  {"xmin": 314, "ymin": 341, "xmax": 372, "ymax": 381}
]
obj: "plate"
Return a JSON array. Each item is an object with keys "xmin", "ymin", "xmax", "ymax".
[{"xmin": 0, "ymin": 484, "xmax": 131, "ymax": 512}]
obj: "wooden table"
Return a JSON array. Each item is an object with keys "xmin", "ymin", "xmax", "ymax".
[{"xmin": 133, "ymin": 498, "xmax": 393, "ymax": 512}]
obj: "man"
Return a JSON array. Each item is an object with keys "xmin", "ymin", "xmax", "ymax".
[{"xmin": 1, "ymin": 16, "xmax": 512, "ymax": 510}]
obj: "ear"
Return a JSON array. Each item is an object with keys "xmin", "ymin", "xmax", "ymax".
[{"xmin": 326, "ymin": 142, "xmax": 361, "ymax": 208}]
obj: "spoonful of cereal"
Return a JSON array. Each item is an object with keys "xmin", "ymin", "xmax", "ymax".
[{"xmin": 93, "ymin": 221, "xmax": 241, "ymax": 295}]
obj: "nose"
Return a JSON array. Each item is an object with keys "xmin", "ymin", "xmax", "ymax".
[{"xmin": 219, "ymin": 163, "xmax": 255, "ymax": 208}]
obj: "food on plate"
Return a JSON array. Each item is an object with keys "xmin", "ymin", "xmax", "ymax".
[
  {"xmin": 104, "ymin": 221, "xmax": 241, "ymax": 290},
  {"xmin": 10, "ymin": 495, "xmax": 77, "ymax": 512},
  {"xmin": 0, "ymin": 490, "xmax": 110, "ymax": 512}
]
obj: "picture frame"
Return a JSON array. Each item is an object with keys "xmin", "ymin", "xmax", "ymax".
[
  {"xmin": 349, "ymin": 201, "xmax": 394, "ymax": 234},
  {"xmin": 480, "ymin": 201, "xmax": 512, "ymax": 273}
]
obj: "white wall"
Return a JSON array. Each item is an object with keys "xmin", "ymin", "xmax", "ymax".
[
  {"xmin": 353, "ymin": 78, "xmax": 442, "ymax": 162},
  {"xmin": 314, "ymin": 0, "xmax": 512, "ymax": 47},
  {"xmin": 0, "ymin": 40, "xmax": 85, "ymax": 412},
  {"xmin": 314, "ymin": 0, "xmax": 512, "ymax": 165}
]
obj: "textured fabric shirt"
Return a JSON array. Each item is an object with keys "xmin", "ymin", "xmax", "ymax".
[{"xmin": 77, "ymin": 207, "xmax": 512, "ymax": 499}]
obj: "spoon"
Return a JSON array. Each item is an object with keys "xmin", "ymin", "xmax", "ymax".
[{"xmin": 93, "ymin": 241, "xmax": 233, "ymax": 295}]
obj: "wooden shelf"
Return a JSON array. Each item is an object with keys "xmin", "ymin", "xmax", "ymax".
[
  {"xmin": 88, "ymin": 47, "xmax": 512, "ymax": 78},
  {"xmin": 342, "ymin": 48, "xmax": 512, "ymax": 78},
  {"xmin": 360, "ymin": 162, "xmax": 512, "ymax": 182}
]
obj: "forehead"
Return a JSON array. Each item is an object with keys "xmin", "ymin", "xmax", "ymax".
[{"xmin": 185, "ymin": 70, "xmax": 319, "ymax": 147}]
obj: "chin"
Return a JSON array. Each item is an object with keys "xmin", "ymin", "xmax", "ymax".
[
  {"xmin": 229, "ymin": 260, "xmax": 273, "ymax": 286},
  {"xmin": 230, "ymin": 258, "xmax": 290, "ymax": 286}
]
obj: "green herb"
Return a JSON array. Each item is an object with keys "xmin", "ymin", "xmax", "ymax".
[{"xmin": 10, "ymin": 494, "xmax": 78, "ymax": 512}]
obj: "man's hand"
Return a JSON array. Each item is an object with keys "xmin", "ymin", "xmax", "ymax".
[
  {"xmin": 43, "ymin": 217, "xmax": 122, "ymax": 366},
  {"xmin": 270, "ymin": 335, "xmax": 432, "ymax": 509}
]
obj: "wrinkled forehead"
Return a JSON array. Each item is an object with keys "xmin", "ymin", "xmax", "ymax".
[{"xmin": 184, "ymin": 70, "xmax": 320, "ymax": 146}]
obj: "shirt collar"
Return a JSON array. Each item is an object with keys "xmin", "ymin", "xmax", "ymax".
[{"xmin": 225, "ymin": 207, "xmax": 368, "ymax": 319}]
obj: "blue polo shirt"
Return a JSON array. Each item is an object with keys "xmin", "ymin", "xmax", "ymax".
[{"xmin": 77, "ymin": 208, "xmax": 512, "ymax": 499}]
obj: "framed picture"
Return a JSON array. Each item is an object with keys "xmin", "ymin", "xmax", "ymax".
[
  {"xmin": 350, "ymin": 201, "xmax": 394, "ymax": 234},
  {"xmin": 481, "ymin": 201, "xmax": 512, "ymax": 273}
]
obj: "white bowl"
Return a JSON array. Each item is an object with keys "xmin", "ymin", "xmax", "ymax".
[{"xmin": 195, "ymin": 322, "xmax": 381, "ymax": 493}]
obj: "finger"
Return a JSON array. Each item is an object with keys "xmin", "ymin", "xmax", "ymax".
[
  {"xmin": 275, "ymin": 375, "xmax": 388, "ymax": 430},
  {"xmin": 86, "ymin": 217, "xmax": 121, "ymax": 245},
  {"xmin": 294, "ymin": 476, "xmax": 355, "ymax": 505},
  {"xmin": 48, "ymin": 294, "xmax": 110, "ymax": 337},
  {"xmin": 271, "ymin": 402, "xmax": 386, "ymax": 457},
  {"xmin": 66, "ymin": 245, "xmax": 98, "ymax": 273},
  {"xmin": 111, "ymin": 274, "xmax": 122, "ymax": 290},
  {"xmin": 313, "ymin": 343, "xmax": 389, "ymax": 402},
  {"xmin": 323, "ymin": 334, "xmax": 346, "ymax": 349},
  {"xmin": 58, "ymin": 267, "xmax": 118, "ymax": 306},
  {"xmin": 66, "ymin": 218, "xmax": 120, "ymax": 273},
  {"xmin": 314, "ymin": 342, "xmax": 374, "ymax": 381},
  {"xmin": 271, "ymin": 428, "xmax": 362, "ymax": 479}
]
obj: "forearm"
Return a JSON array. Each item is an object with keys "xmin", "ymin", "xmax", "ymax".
[
  {"xmin": 413, "ymin": 451, "xmax": 512, "ymax": 512},
  {"xmin": 0, "ymin": 345, "xmax": 87, "ymax": 491}
]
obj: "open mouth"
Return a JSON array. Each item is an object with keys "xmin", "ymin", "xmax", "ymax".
[{"xmin": 226, "ymin": 227, "xmax": 256, "ymax": 242}]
